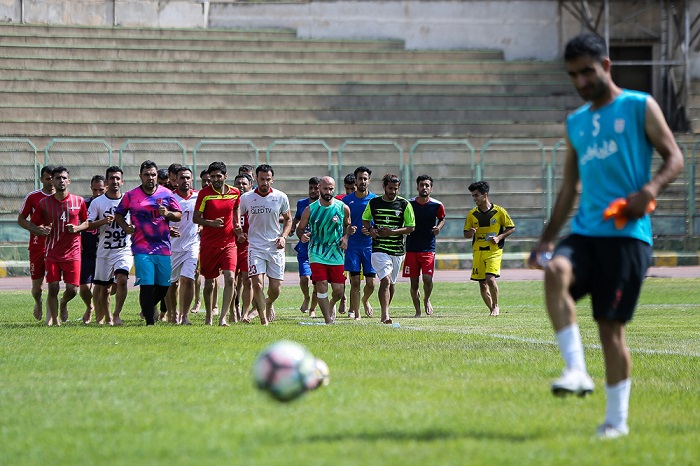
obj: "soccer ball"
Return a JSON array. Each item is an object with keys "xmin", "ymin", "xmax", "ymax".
[
  {"xmin": 311, "ymin": 358, "xmax": 330, "ymax": 389},
  {"xmin": 253, "ymin": 340, "xmax": 317, "ymax": 402}
]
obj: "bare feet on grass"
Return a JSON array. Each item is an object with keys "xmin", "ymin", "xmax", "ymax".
[
  {"xmin": 33, "ymin": 301, "xmax": 43, "ymax": 321},
  {"xmin": 490, "ymin": 305, "xmax": 500, "ymax": 316},
  {"xmin": 363, "ymin": 301, "xmax": 374, "ymax": 318}
]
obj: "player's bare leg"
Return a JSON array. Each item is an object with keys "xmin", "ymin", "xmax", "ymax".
[
  {"xmin": 250, "ymin": 273, "xmax": 268, "ymax": 325},
  {"xmin": 378, "ymin": 276, "xmax": 392, "ymax": 324},
  {"xmin": 266, "ymin": 277, "xmax": 283, "ymax": 323},
  {"xmin": 191, "ymin": 270, "xmax": 201, "ymax": 313},
  {"xmin": 203, "ymin": 277, "xmax": 217, "ymax": 326},
  {"xmin": 299, "ymin": 275, "xmax": 311, "ymax": 314},
  {"xmin": 484, "ymin": 274, "xmax": 499, "ymax": 316},
  {"xmin": 59, "ymin": 284, "xmax": 77, "ymax": 323},
  {"xmin": 329, "ymin": 283, "xmax": 345, "ymax": 323},
  {"xmin": 92, "ymin": 284, "xmax": 108, "ymax": 326},
  {"xmin": 423, "ymin": 274, "xmax": 435, "ymax": 316},
  {"xmin": 315, "ymin": 281, "xmax": 333, "ymax": 324},
  {"xmin": 338, "ymin": 293, "xmax": 347, "ymax": 315},
  {"xmin": 362, "ymin": 277, "xmax": 375, "ymax": 318},
  {"xmin": 478, "ymin": 280, "xmax": 494, "ymax": 315},
  {"xmin": 165, "ymin": 283, "xmax": 178, "ymax": 323},
  {"xmin": 31, "ymin": 278, "xmax": 44, "ymax": 321},
  {"xmin": 178, "ymin": 276, "xmax": 195, "ymax": 325},
  {"xmin": 218, "ymin": 270, "xmax": 235, "ymax": 326},
  {"xmin": 79, "ymin": 283, "xmax": 94, "ymax": 324},
  {"xmin": 46, "ymin": 281, "xmax": 61, "ymax": 326},
  {"xmin": 409, "ymin": 276, "xmax": 422, "ymax": 317},
  {"xmin": 212, "ymin": 278, "xmax": 220, "ymax": 316},
  {"xmin": 111, "ymin": 273, "xmax": 128, "ymax": 326}
]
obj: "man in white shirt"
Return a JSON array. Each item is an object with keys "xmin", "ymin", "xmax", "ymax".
[
  {"xmin": 167, "ymin": 167, "xmax": 200, "ymax": 325},
  {"xmin": 239, "ymin": 164, "xmax": 292, "ymax": 326},
  {"xmin": 87, "ymin": 166, "xmax": 133, "ymax": 326}
]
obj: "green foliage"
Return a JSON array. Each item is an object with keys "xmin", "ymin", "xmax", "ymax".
[{"xmin": 0, "ymin": 279, "xmax": 698, "ymax": 465}]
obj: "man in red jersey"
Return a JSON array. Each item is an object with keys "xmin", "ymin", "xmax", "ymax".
[
  {"xmin": 31, "ymin": 167, "xmax": 89, "ymax": 326},
  {"xmin": 17, "ymin": 165, "xmax": 55, "ymax": 321},
  {"xmin": 194, "ymin": 161, "xmax": 242, "ymax": 326}
]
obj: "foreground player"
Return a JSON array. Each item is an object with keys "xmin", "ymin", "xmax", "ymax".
[
  {"xmin": 80, "ymin": 175, "xmax": 106, "ymax": 323},
  {"xmin": 168, "ymin": 167, "xmax": 199, "ymax": 325},
  {"xmin": 403, "ymin": 175, "xmax": 445, "ymax": 317},
  {"xmin": 239, "ymin": 164, "xmax": 292, "ymax": 325},
  {"xmin": 88, "ymin": 166, "xmax": 132, "ymax": 326},
  {"xmin": 296, "ymin": 176, "xmax": 354, "ymax": 324},
  {"xmin": 529, "ymin": 33, "xmax": 683, "ymax": 438},
  {"xmin": 17, "ymin": 165, "xmax": 55, "ymax": 321},
  {"xmin": 362, "ymin": 173, "xmax": 415, "ymax": 324},
  {"xmin": 194, "ymin": 161, "xmax": 241, "ymax": 326},
  {"xmin": 463, "ymin": 181, "xmax": 515, "ymax": 316},
  {"xmin": 33, "ymin": 167, "xmax": 89, "ymax": 326},
  {"xmin": 342, "ymin": 166, "xmax": 377, "ymax": 320},
  {"xmin": 115, "ymin": 160, "xmax": 182, "ymax": 326},
  {"xmin": 291, "ymin": 177, "xmax": 320, "ymax": 316}
]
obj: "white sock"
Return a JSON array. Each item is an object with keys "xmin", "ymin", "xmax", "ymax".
[
  {"xmin": 555, "ymin": 323, "xmax": 587, "ymax": 372},
  {"xmin": 605, "ymin": 379, "xmax": 631, "ymax": 429}
]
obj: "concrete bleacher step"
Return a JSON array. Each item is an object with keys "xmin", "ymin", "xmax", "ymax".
[
  {"xmin": 1, "ymin": 105, "xmax": 569, "ymax": 123},
  {"xmin": 1, "ymin": 77, "xmax": 573, "ymax": 95},
  {"xmin": 0, "ymin": 55, "xmax": 563, "ymax": 73},
  {"xmin": 0, "ymin": 90, "xmax": 581, "ymax": 109},
  {"xmin": 0, "ymin": 42, "xmax": 504, "ymax": 62},
  {"xmin": 0, "ymin": 67, "xmax": 568, "ymax": 84}
]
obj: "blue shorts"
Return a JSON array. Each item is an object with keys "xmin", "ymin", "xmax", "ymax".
[
  {"xmin": 134, "ymin": 254, "xmax": 172, "ymax": 287},
  {"xmin": 297, "ymin": 254, "xmax": 311, "ymax": 277},
  {"xmin": 344, "ymin": 247, "xmax": 376, "ymax": 277}
]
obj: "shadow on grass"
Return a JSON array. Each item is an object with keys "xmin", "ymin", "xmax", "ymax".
[{"xmin": 305, "ymin": 427, "xmax": 535, "ymax": 443}]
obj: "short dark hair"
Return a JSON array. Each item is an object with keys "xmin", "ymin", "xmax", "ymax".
[
  {"xmin": 168, "ymin": 163, "xmax": 183, "ymax": 175},
  {"xmin": 564, "ymin": 32, "xmax": 607, "ymax": 63},
  {"xmin": 234, "ymin": 173, "xmax": 253, "ymax": 185},
  {"xmin": 157, "ymin": 168, "xmax": 168, "ymax": 180},
  {"xmin": 207, "ymin": 161, "xmax": 227, "ymax": 175},
  {"xmin": 40, "ymin": 165, "xmax": 55, "ymax": 177},
  {"xmin": 238, "ymin": 164, "xmax": 254, "ymax": 175},
  {"xmin": 200, "ymin": 169, "xmax": 208, "ymax": 178},
  {"xmin": 343, "ymin": 173, "xmax": 356, "ymax": 185},
  {"xmin": 91, "ymin": 174, "xmax": 106, "ymax": 184},
  {"xmin": 308, "ymin": 177, "xmax": 321, "ymax": 186},
  {"xmin": 140, "ymin": 160, "xmax": 158, "ymax": 174},
  {"xmin": 416, "ymin": 174, "xmax": 433, "ymax": 186},
  {"xmin": 354, "ymin": 166, "xmax": 372, "ymax": 178},
  {"xmin": 382, "ymin": 173, "xmax": 401, "ymax": 187},
  {"xmin": 176, "ymin": 166, "xmax": 192, "ymax": 177},
  {"xmin": 52, "ymin": 166, "xmax": 69, "ymax": 176},
  {"xmin": 468, "ymin": 180, "xmax": 490, "ymax": 195},
  {"xmin": 256, "ymin": 164, "xmax": 274, "ymax": 177},
  {"xmin": 105, "ymin": 166, "xmax": 123, "ymax": 178}
]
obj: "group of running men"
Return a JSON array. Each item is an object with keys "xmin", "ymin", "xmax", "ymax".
[{"xmin": 18, "ymin": 161, "xmax": 450, "ymax": 327}]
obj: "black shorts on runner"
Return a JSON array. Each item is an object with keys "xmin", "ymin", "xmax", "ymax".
[
  {"xmin": 80, "ymin": 255, "xmax": 97, "ymax": 286},
  {"xmin": 554, "ymin": 234, "xmax": 653, "ymax": 323}
]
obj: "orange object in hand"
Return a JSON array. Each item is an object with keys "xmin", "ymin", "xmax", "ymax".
[{"xmin": 603, "ymin": 197, "xmax": 657, "ymax": 229}]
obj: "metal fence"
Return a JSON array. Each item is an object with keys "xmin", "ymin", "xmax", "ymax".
[{"xmin": 4, "ymin": 137, "xmax": 700, "ymax": 244}]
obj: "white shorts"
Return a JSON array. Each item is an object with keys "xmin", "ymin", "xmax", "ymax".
[
  {"xmin": 94, "ymin": 251, "xmax": 133, "ymax": 284},
  {"xmin": 371, "ymin": 252, "xmax": 404, "ymax": 284},
  {"xmin": 170, "ymin": 248, "xmax": 199, "ymax": 282},
  {"xmin": 248, "ymin": 249, "xmax": 285, "ymax": 280}
]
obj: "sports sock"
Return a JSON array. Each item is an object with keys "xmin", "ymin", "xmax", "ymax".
[
  {"xmin": 604, "ymin": 379, "xmax": 631, "ymax": 429},
  {"xmin": 140, "ymin": 285, "xmax": 156, "ymax": 325},
  {"xmin": 555, "ymin": 323, "xmax": 587, "ymax": 372}
]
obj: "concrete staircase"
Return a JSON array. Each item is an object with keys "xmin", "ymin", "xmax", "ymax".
[{"xmin": 690, "ymin": 80, "xmax": 700, "ymax": 134}]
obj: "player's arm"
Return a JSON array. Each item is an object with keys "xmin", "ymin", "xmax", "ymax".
[
  {"xmin": 67, "ymin": 219, "xmax": 89, "ymax": 234},
  {"xmin": 233, "ymin": 202, "xmax": 242, "ymax": 234},
  {"xmin": 624, "ymin": 97, "xmax": 684, "ymax": 218},
  {"xmin": 433, "ymin": 205, "xmax": 446, "ymax": 236},
  {"xmin": 280, "ymin": 209, "xmax": 292, "ymax": 238},
  {"xmin": 529, "ymin": 133, "xmax": 579, "ymax": 266},
  {"xmin": 161, "ymin": 205, "xmax": 181, "ymax": 222},
  {"xmin": 114, "ymin": 212, "xmax": 135, "ymax": 235},
  {"xmin": 496, "ymin": 226, "xmax": 515, "ymax": 243},
  {"xmin": 290, "ymin": 201, "xmax": 302, "ymax": 237},
  {"xmin": 340, "ymin": 204, "xmax": 355, "ymax": 250},
  {"xmin": 380, "ymin": 202, "xmax": 415, "ymax": 237},
  {"xmin": 295, "ymin": 207, "xmax": 311, "ymax": 242},
  {"xmin": 361, "ymin": 204, "xmax": 376, "ymax": 239},
  {"xmin": 193, "ymin": 210, "xmax": 222, "ymax": 228}
]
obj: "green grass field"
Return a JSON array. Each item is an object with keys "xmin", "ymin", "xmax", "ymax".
[{"xmin": 1, "ymin": 278, "xmax": 698, "ymax": 465}]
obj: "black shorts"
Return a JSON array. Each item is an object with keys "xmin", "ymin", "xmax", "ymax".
[
  {"xmin": 554, "ymin": 234, "xmax": 653, "ymax": 323},
  {"xmin": 80, "ymin": 255, "xmax": 97, "ymax": 285}
]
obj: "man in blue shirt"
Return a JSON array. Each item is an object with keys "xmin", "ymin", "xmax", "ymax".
[{"xmin": 530, "ymin": 32, "xmax": 684, "ymax": 439}]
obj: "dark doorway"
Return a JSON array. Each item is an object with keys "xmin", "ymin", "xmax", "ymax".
[{"xmin": 609, "ymin": 45, "xmax": 653, "ymax": 93}]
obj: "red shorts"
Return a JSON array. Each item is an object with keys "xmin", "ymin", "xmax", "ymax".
[
  {"xmin": 45, "ymin": 258, "xmax": 81, "ymax": 286},
  {"xmin": 402, "ymin": 251, "xmax": 435, "ymax": 278},
  {"xmin": 29, "ymin": 248, "xmax": 46, "ymax": 280},
  {"xmin": 236, "ymin": 246, "xmax": 248, "ymax": 274},
  {"xmin": 200, "ymin": 242, "xmax": 237, "ymax": 280},
  {"xmin": 310, "ymin": 263, "xmax": 346, "ymax": 284}
]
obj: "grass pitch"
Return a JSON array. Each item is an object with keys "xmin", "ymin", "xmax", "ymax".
[{"xmin": 0, "ymin": 278, "xmax": 698, "ymax": 465}]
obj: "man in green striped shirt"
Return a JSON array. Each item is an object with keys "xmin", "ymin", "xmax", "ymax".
[
  {"xmin": 362, "ymin": 173, "xmax": 415, "ymax": 324},
  {"xmin": 296, "ymin": 176, "xmax": 354, "ymax": 324}
]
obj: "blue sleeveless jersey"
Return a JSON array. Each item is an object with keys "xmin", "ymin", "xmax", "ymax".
[{"xmin": 567, "ymin": 90, "xmax": 653, "ymax": 245}]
